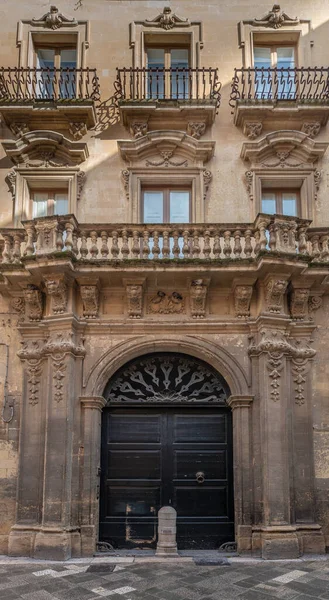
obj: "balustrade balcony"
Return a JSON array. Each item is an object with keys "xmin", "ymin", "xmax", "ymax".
[
  {"xmin": 115, "ymin": 67, "xmax": 221, "ymax": 134},
  {"xmin": 230, "ymin": 67, "xmax": 329, "ymax": 134},
  {"xmin": 1, "ymin": 214, "xmax": 328, "ymax": 267},
  {"xmin": 0, "ymin": 67, "xmax": 100, "ymax": 132}
]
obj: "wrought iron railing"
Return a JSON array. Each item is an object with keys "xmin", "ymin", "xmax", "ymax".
[
  {"xmin": 0, "ymin": 67, "xmax": 100, "ymax": 102},
  {"xmin": 1, "ymin": 214, "xmax": 328, "ymax": 264},
  {"xmin": 116, "ymin": 67, "xmax": 221, "ymax": 108},
  {"xmin": 230, "ymin": 67, "xmax": 329, "ymax": 108}
]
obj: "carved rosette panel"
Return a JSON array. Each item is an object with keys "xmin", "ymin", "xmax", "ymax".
[
  {"xmin": 289, "ymin": 288, "xmax": 310, "ymax": 320},
  {"xmin": 130, "ymin": 122, "xmax": 148, "ymax": 139},
  {"xmin": 44, "ymin": 275, "xmax": 68, "ymax": 314},
  {"xmin": 80, "ymin": 285, "xmax": 100, "ymax": 319},
  {"xmin": 52, "ymin": 354, "xmax": 67, "ymax": 403},
  {"xmin": 23, "ymin": 285, "xmax": 43, "ymax": 321},
  {"xmin": 234, "ymin": 285, "xmax": 253, "ymax": 318},
  {"xmin": 148, "ymin": 291, "xmax": 184, "ymax": 314},
  {"xmin": 105, "ymin": 353, "xmax": 229, "ymax": 405},
  {"xmin": 190, "ymin": 280, "xmax": 208, "ymax": 319},
  {"xmin": 126, "ymin": 284, "xmax": 143, "ymax": 319},
  {"xmin": 264, "ymin": 277, "xmax": 288, "ymax": 313},
  {"xmin": 187, "ymin": 122, "xmax": 206, "ymax": 140},
  {"xmin": 18, "ymin": 341, "xmax": 45, "ymax": 406},
  {"xmin": 292, "ymin": 359, "xmax": 308, "ymax": 405}
]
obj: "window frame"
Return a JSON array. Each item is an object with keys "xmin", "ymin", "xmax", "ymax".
[
  {"xmin": 261, "ymin": 188, "xmax": 300, "ymax": 217},
  {"xmin": 34, "ymin": 44, "xmax": 77, "ymax": 69},
  {"xmin": 141, "ymin": 185, "xmax": 192, "ymax": 223},
  {"xmin": 31, "ymin": 188, "xmax": 69, "ymax": 219},
  {"xmin": 252, "ymin": 42, "xmax": 298, "ymax": 69}
]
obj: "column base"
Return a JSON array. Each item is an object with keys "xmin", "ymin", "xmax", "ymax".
[
  {"xmin": 236, "ymin": 525, "xmax": 252, "ymax": 553},
  {"xmin": 8, "ymin": 526, "xmax": 37, "ymax": 557},
  {"xmin": 81, "ymin": 525, "xmax": 97, "ymax": 557},
  {"xmin": 252, "ymin": 527, "xmax": 300, "ymax": 559},
  {"xmin": 296, "ymin": 524, "xmax": 326, "ymax": 555},
  {"xmin": 33, "ymin": 528, "xmax": 80, "ymax": 560}
]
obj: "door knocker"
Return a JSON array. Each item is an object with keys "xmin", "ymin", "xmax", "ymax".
[{"xmin": 195, "ymin": 471, "xmax": 205, "ymax": 484}]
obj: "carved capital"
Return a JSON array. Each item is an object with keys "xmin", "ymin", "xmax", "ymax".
[
  {"xmin": 80, "ymin": 396, "xmax": 107, "ymax": 411},
  {"xmin": 187, "ymin": 122, "xmax": 206, "ymax": 140},
  {"xmin": 234, "ymin": 285, "xmax": 253, "ymax": 318},
  {"xmin": 80, "ymin": 284, "xmax": 100, "ymax": 319},
  {"xmin": 126, "ymin": 284, "xmax": 144, "ymax": 319},
  {"xmin": 227, "ymin": 395, "xmax": 254, "ymax": 410},
  {"xmin": 23, "ymin": 284, "xmax": 43, "ymax": 321},
  {"xmin": 243, "ymin": 121, "xmax": 263, "ymax": 140},
  {"xmin": 44, "ymin": 332, "xmax": 86, "ymax": 357},
  {"xmin": 301, "ymin": 122, "xmax": 321, "ymax": 139},
  {"xmin": 190, "ymin": 279, "xmax": 209, "ymax": 319},
  {"xmin": 44, "ymin": 274, "xmax": 68, "ymax": 314},
  {"xmin": 289, "ymin": 287, "xmax": 310, "ymax": 320},
  {"xmin": 264, "ymin": 276, "xmax": 288, "ymax": 314},
  {"xmin": 129, "ymin": 122, "xmax": 148, "ymax": 139}
]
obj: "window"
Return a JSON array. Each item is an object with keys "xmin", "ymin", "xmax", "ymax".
[
  {"xmin": 142, "ymin": 188, "xmax": 191, "ymax": 223},
  {"xmin": 254, "ymin": 44, "xmax": 296, "ymax": 99},
  {"xmin": 35, "ymin": 47, "xmax": 77, "ymax": 99},
  {"xmin": 261, "ymin": 189, "xmax": 299, "ymax": 217},
  {"xmin": 31, "ymin": 190, "xmax": 69, "ymax": 219},
  {"xmin": 146, "ymin": 47, "xmax": 189, "ymax": 99}
]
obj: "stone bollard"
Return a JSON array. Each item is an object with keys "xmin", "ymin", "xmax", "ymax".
[{"xmin": 156, "ymin": 506, "xmax": 178, "ymax": 556}]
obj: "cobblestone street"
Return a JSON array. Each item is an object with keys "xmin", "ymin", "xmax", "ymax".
[{"xmin": 1, "ymin": 556, "xmax": 329, "ymax": 600}]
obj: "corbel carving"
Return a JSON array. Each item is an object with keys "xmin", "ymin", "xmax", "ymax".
[
  {"xmin": 126, "ymin": 284, "xmax": 144, "ymax": 319},
  {"xmin": 148, "ymin": 291, "xmax": 184, "ymax": 314},
  {"xmin": 10, "ymin": 122, "xmax": 29, "ymax": 137},
  {"xmin": 23, "ymin": 284, "xmax": 43, "ymax": 321},
  {"xmin": 301, "ymin": 122, "xmax": 321, "ymax": 139},
  {"xmin": 289, "ymin": 287, "xmax": 310, "ymax": 320},
  {"xmin": 44, "ymin": 275, "xmax": 68, "ymax": 314},
  {"xmin": 253, "ymin": 5, "xmax": 299, "ymax": 28},
  {"xmin": 245, "ymin": 170, "xmax": 253, "ymax": 201},
  {"xmin": 234, "ymin": 285, "xmax": 253, "ymax": 318},
  {"xmin": 77, "ymin": 171, "xmax": 86, "ymax": 201},
  {"xmin": 143, "ymin": 7, "xmax": 190, "ymax": 30},
  {"xmin": 264, "ymin": 276, "xmax": 288, "ymax": 314},
  {"xmin": 314, "ymin": 170, "xmax": 321, "ymax": 200},
  {"xmin": 69, "ymin": 122, "xmax": 88, "ymax": 140},
  {"xmin": 203, "ymin": 170, "xmax": 212, "ymax": 201},
  {"xmin": 80, "ymin": 284, "xmax": 100, "ymax": 319},
  {"xmin": 31, "ymin": 5, "xmax": 78, "ymax": 29},
  {"xmin": 190, "ymin": 279, "xmax": 209, "ymax": 319},
  {"xmin": 187, "ymin": 122, "xmax": 206, "ymax": 140},
  {"xmin": 130, "ymin": 122, "xmax": 148, "ymax": 139},
  {"xmin": 243, "ymin": 122, "xmax": 263, "ymax": 140},
  {"xmin": 122, "ymin": 170, "xmax": 130, "ymax": 201},
  {"xmin": 6, "ymin": 169, "xmax": 17, "ymax": 200}
]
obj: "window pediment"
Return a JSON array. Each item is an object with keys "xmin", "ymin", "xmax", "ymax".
[
  {"xmin": 241, "ymin": 131, "xmax": 329, "ymax": 168},
  {"xmin": 3, "ymin": 131, "xmax": 88, "ymax": 167}
]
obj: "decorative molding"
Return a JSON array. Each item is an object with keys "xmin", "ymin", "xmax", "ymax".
[
  {"xmin": 248, "ymin": 330, "xmax": 316, "ymax": 360},
  {"xmin": 6, "ymin": 169, "xmax": 17, "ymax": 200},
  {"xmin": 148, "ymin": 291, "xmax": 184, "ymax": 314},
  {"xmin": 44, "ymin": 332, "xmax": 85, "ymax": 357},
  {"xmin": 301, "ymin": 122, "xmax": 321, "ymax": 139},
  {"xmin": 69, "ymin": 122, "xmax": 88, "ymax": 141},
  {"xmin": 44, "ymin": 275, "xmax": 68, "ymax": 314},
  {"xmin": 241, "ymin": 131, "xmax": 329, "ymax": 167},
  {"xmin": 17, "ymin": 341, "xmax": 44, "ymax": 406},
  {"xmin": 146, "ymin": 150, "xmax": 188, "ymax": 168},
  {"xmin": 3, "ymin": 131, "xmax": 89, "ymax": 167},
  {"xmin": 314, "ymin": 169, "xmax": 321, "ymax": 200},
  {"xmin": 31, "ymin": 5, "xmax": 78, "ymax": 29},
  {"xmin": 292, "ymin": 359, "xmax": 308, "ymax": 405},
  {"xmin": 23, "ymin": 285, "xmax": 43, "ymax": 322},
  {"xmin": 264, "ymin": 276, "xmax": 288, "ymax": 314},
  {"xmin": 308, "ymin": 294, "xmax": 322, "ymax": 318},
  {"xmin": 130, "ymin": 122, "xmax": 148, "ymax": 139},
  {"xmin": 243, "ymin": 122, "xmax": 263, "ymax": 140},
  {"xmin": 190, "ymin": 279, "xmax": 209, "ymax": 319},
  {"xmin": 289, "ymin": 288, "xmax": 310, "ymax": 321},
  {"xmin": 126, "ymin": 284, "xmax": 143, "ymax": 319},
  {"xmin": 11, "ymin": 296, "xmax": 25, "ymax": 318},
  {"xmin": 203, "ymin": 170, "xmax": 212, "ymax": 201},
  {"xmin": 10, "ymin": 123, "xmax": 29, "ymax": 138},
  {"xmin": 261, "ymin": 150, "xmax": 304, "ymax": 168},
  {"xmin": 143, "ymin": 7, "xmax": 190, "ymax": 30},
  {"xmin": 122, "ymin": 170, "xmax": 130, "ymax": 201},
  {"xmin": 267, "ymin": 352, "xmax": 283, "ymax": 402},
  {"xmin": 80, "ymin": 284, "xmax": 100, "ymax": 319},
  {"xmin": 234, "ymin": 285, "xmax": 253, "ymax": 318},
  {"xmin": 271, "ymin": 218, "xmax": 298, "ymax": 253},
  {"xmin": 187, "ymin": 122, "xmax": 206, "ymax": 140},
  {"xmin": 77, "ymin": 170, "xmax": 86, "ymax": 201},
  {"xmin": 252, "ymin": 5, "xmax": 299, "ymax": 29},
  {"xmin": 245, "ymin": 170, "xmax": 254, "ymax": 201}
]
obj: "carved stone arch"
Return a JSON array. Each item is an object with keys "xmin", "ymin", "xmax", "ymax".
[{"xmin": 83, "ymin": 335, "xmax": 250, "ymax": 398}]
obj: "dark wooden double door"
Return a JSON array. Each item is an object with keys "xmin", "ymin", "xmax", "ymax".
[{"xmin": 100, "ymin": 407, "xmax": 234, "ymax": 549}]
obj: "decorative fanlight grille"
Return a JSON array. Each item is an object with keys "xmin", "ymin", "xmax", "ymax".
[{"xmin": 105, "ymin": 353, "xmax": 229, "ymax": 405}]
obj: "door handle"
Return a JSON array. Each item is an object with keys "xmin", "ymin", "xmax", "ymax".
[{"xmin": 195, "ymin": 471, "xmax": 205, "ymax": 484}]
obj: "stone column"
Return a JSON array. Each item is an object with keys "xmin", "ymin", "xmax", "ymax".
[
  {"xmin": 227, "ymin": 395, "xmax": 253, "ymax": 553},
  {"xmin": 80, "ymin": 396, "xmax": 106, "ymax": 557}
]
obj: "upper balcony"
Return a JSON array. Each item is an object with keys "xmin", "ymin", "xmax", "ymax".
[
  {"xmin": 0, "ymin": 67, "xmax": 100, "ymax": 137},
  {"xmin": 230, "ymin": 67, "xmax": 329, "ymax": 138},
  {"xmin": 116, "ymin": 67, "xmax": 221, "ymax": 138}
]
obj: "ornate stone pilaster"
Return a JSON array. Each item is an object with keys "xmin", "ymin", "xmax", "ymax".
[
  {"xmin": 227, "ymin": 395, "xmax": 254, "ymax": 552},
  {"xmin": 190, "ymin": 279, "xmax": 209, "ymax": 319},
  {"xmin": 80, "ymin": 396, "xmax": 106, "ymax": 556},
  {"xmin": 23, "ymin": 285, "xmax": 43, "ymax": 322},
  {"xmin": 44, "ymin": 274, "xmax": 69, "ymax": 315},
  {"xmin": 80, "ymin": 284, "xmax": 100, "ymax": 319}
]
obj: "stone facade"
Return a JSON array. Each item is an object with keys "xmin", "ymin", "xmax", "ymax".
[{"xmin": 0, "ymin": 1, "xmax": 329, "ymax": 560}]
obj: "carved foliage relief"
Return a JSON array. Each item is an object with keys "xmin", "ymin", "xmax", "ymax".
[
  {"xmin": 148, "ymin": 291, "xmax": 184, "ymax": 314},
  {"xmin": 44, "ymin": 275, "xmax": 68, "ymax": 314}
]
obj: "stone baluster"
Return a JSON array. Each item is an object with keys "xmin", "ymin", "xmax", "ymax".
[
  {"xmin": 254, "ymin": 229, "xmax": 260, "ymax": 255},
  {"xmin": 244, "ymin": 229, "xmax": 253, "ymax": 258},
  {"xmin": 182, "ymin": 229, "xmax": 190, "ymax": 258},
  {"xmin": 233, "ymin": 229, "xmax": 242, "ymax": 258},
  {"xmin": 2, "ymin": 234, "xmax": 12, "ymax": 263},
  {"xmin": 111, "ymin": 230, "xmax": 119, "ymax": 259},
  {"xmin": 56, "ymin": 226, "xmax": 64, "ymax": 252},
  {"xmin": 204, "ymin": 228, "xmax": 211, "ymax": 259},
  {"xmin": 162, "ymin": 229, "xmax": 170, "ymax": 258},
  {"xmin": 80, "ymin": 230, "xmax": 88, "ymax": 260},
  {"xmin": 142, "ymin": 228, "xmax": 150, "ymax": 259},
  {"xmin": 223, "ymin": 230, "xmax": 232, "ymax": 258},
  {"xmin": 213, "ymin": 228, "xmax": 221, "ymax": 258},
  {"xmin": 320, "ymin": 234, "xmax": 329, "ymax": 261},
  {"xmin": 172, "ymin": 229, "xmax": 180, "ymax": 258},
  {"xmin": 64, "ymin": 221, "xmax": 74, "ymax": 253},
  {"xmin": 269, "ymin": 223, "xmax": 275, "ymax": 251},
  {"xmin": 152, "ymin": 230, "xmax": 160, "ymax": 259},
  {"xmin": 297, "ymin": 226, "xmax": 308, "ymax": 255},
  {"xmin": 100, "ymin": 231, "xmax": 109, "ymax": 258},
  {"xmin": 192, "ymin": 228, "xmax": 200, "ymax": 258},
  {"xmin": 258, "ymin": 219, "xmax": 269, "ymax": 251},
  {"xmin": 90, "ymin": 230, "xmax": 99, "ymax": 259},
  {"xmin": 24, "ymin": 225, "xmax": 35, "ymax": 257},
  {"xmin": 132, "ymin": 229, "xmax": 140, "ymax": 259},
  {"xmin": 121, "ymin": 229, "xmax": 129, "ymax": 259},
  {"xmin": 310, "ymin": 234, "xmax": 320, "ymax": 260},
  {"xmin": 72, "ymin": 229, "xmax": 78, "ymax": 256},
  {"xmin": 12, "ymin": 233, "xmax": 22, "ymax": 263}
]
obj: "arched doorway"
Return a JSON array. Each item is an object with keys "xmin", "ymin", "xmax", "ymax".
[{"xmin": 99, "ymin": 352, "xmax": 234, "ymax": 549}]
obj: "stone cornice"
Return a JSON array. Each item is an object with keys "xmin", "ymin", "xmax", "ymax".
[
  {"xmin": 227, "ymin": 395, "xmax": 254, "ymax": 409},
  {"xmin": 241, "ymin": 131, "xmax": 329, "ymax": 166},
  {"xmin": 80, "ymin": 396, "xmax": 106, "ymax": 411}
]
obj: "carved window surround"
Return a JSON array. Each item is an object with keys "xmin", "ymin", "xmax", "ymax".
[
  {"xmin": 118, "ymin": 131, "xmax": 214, "ymax": 222},
  {"xmin": 241, "ymin": 131, "xmax": 328, "ymax": 219}
]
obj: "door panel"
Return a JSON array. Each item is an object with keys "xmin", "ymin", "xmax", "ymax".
[{"xmin": 100, "ymin": 407, "xmax": 234, "ymax": 549}]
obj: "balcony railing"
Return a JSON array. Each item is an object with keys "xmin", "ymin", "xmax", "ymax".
[
  {"xmin": 230, "ymin": 67, "xmax": 329, "ymax": 108},
  {"xmin": 116, "ymin": 67, "xmax": 221, "ymax": 108},
  {"xmin": 0, "ymin": 67, "xmax": 100, "ymax": 102},
  {"xmin": 1, "ymin": 214, "xmax": 328, "ymax": 265}
]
